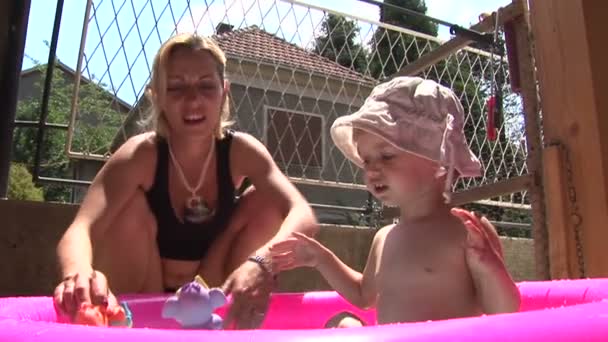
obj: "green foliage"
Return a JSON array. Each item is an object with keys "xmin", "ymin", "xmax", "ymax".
[
  {"xmin": 379, "ymin": 0, "xmax": 438, "ymax": 36},
  {"xmin": 314, "ymin": 13, "xmax": 368, "ymax": 74},
  {"xmin": 12, "ymin": 61, "xmax": 123, "ymax": 202},
  {"xmin": 7, "ymin": 163, "xmax": 44, "ymax": 201},
  {"xmin": 368, "ymin": 0, "xmax": 438, "ymax": 79}
]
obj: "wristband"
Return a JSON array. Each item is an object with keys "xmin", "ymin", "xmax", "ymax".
[{"xmin": 247, "ymin": 255, "xmax": 273, "ymax": 275}]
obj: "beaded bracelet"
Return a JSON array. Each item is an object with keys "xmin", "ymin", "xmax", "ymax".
[{"xmin": 247, "ymin": 255, "xmax": 273, "ymax": 275}]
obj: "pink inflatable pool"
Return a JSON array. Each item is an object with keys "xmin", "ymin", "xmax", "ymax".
[{"xmin": 0, "ymin": 278, "xmax": 607, "ymax": 341}]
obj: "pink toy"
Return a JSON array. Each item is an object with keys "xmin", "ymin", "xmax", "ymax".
[{"xmin": 0, "ymin": 278, "xmax": 607, "ymax": 341}]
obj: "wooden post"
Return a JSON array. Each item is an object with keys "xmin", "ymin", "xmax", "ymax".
[
  {"xmin": 529, "ymin": 0, "xmax": 608, "ymax": 278},
  {"xmin": 509, "ymin": 0, "xmax": 549, "ymax": 280},
  {"xmin": 542, "ymin": 145, "xmax": 575, "ymax": 279}
]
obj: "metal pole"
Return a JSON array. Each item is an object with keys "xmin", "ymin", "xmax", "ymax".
[
  {"xmin": 0, "ymin": 0, "xmax": 32, "ymax": 198},
  {"xmin": 32, "ymin": 0, "xmax": 64, "ymax": 182},
  {"xmin": 355, "ymin": 0, "xmax": 494, "ymax": 46}
]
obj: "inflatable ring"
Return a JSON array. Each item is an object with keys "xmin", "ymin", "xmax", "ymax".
[{"xmin": 0, "ymin": 279, "xmax": 607, "ymax": 341}]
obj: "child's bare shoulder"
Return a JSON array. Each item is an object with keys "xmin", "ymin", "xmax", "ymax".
[
  {"xmin": 374, "ymin": 223, "xmax": 396, "ymax": 241},
  {"xmin": 369, "ymin": 223, "xmax": 397, "ymax": 251}
]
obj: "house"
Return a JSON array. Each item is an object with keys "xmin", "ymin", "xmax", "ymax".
[
  {"xmin": 17, "ymin": 61, "xmax": 132, "ymax": 202},
  {"xmin": 73, "ymin": 25, "xmax": 378, "ymax": 224}
]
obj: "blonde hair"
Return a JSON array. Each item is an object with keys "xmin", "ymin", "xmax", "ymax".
[{"xmin": 142, "ymin": 33, "xmax": 233, "ymax": 138}]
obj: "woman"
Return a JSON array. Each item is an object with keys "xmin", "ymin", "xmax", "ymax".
[{"xmin": 53, "ymin": 33, "xmax": 318, "ymax": 329}]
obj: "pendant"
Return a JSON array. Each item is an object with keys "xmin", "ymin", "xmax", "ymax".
[{"xmin": 184, "ymin": 196, "xmax": 214, "ymax": 224}]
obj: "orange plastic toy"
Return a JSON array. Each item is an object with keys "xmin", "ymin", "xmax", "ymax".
[{"xmin": 73, "ymin": 302, "xmax": 130, "ymax": 327}]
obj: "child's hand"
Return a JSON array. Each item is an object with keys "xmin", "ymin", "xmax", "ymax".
[
  {"xmin": 451, "ymin": 208, "xmax": 521, "ymax": 314},
  {"xmin": 269, "ymin": 232, "xmax": 324, "ymax": 272},
  {"xmin": 451, "ymin": 208, "xmax": 505, "ymax": 274}
]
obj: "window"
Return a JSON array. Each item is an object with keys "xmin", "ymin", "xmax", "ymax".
[{"xmin": 264, "ymin": 107, "xmax": 324, "ymax": 176}]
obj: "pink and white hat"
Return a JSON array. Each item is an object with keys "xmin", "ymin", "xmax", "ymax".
[{"xmin": 330, "ymin": 76, "xmax": 482, "ymax": 202}]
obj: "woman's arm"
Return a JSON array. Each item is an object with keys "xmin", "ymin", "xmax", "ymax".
[
  {"xmin": 230, "ymin": 132, "xmax": 319, "ymax": 256},
  {"xmin": 57, "ymin": 134, "xmax": 154, "ymax": 278}
]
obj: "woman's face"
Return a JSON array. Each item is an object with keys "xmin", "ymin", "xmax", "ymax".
[{"xmin": 159, "ymin": 47, "xmax": 227, "ymax": 138}]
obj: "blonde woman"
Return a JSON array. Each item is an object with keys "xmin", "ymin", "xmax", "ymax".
[{"xmin": 53, "ymin": 33, "xmax": 318, "ymax": 329}]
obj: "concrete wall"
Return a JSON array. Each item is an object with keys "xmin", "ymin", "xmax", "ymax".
[
  {"xmin": 0, "ymin": 199, "xmax": 537, "ymax": 296},
  {"xmin": 277, "ymin": 226, "xmax": 537, "ymax": 292}
]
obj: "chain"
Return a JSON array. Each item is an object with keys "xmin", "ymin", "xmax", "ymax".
[{"xmin": 545, "ymin": 140, "xmax": 586, "ymax": 278}]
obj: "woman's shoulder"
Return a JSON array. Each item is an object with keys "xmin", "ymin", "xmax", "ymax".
[
  {"xmin": 227, "ymin": 130, "xmax": 263, "ymax": 150},
  {"xmin": 116, "ymin": 132, "xmax": 158, "ymax": 156},
  {"xmin": 228, "ymin": 130, "xmax": 276, "ymax": 165},
  {"xmin": 108, "ymin": 132, "xmax": 159, "ymax": 169},
  {"xmin": 225, "ymin": 130, "xmax": 274, "ymax": 180},
  {"xmin": 101, "ymin": 132, "xmax": 159, "ymax": 188}
]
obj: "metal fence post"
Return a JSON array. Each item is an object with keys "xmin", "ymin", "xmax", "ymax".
[{"xmin": 0, "ymin": 0, "xmax": 31, "ymax": 198}]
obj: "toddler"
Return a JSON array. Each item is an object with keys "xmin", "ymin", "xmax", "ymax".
[{"xmin": 270, "ymin": 77, "xmax": 520, "ymax": 326}]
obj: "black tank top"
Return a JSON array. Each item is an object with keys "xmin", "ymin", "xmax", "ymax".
[{"xmin": 145, "ymin": 130, "xmax": 238, "ymax": 261}]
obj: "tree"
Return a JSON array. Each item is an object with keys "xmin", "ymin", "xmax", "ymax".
[
  {"xmin": 7, "ymin": 163, "xmax": 44, "ymax": 201},
  {"xmin": 368, "ymin": 0, "xmax": 438, "ymax": 79},
  {"xmin": 12, "ymin": 61, "xmax": 124, "ymax": 202},
  {"xmin": 313, "ymin": 13, "xmax": 368, "ymax": 74},
  {"xmin": 379, "ymin": 0, "xmax": 437, "ymax": 35}
]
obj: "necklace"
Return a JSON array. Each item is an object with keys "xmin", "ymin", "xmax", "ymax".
[{"xmin": 168, "ymin": 138, "xmax": 216, "ymax": 224}]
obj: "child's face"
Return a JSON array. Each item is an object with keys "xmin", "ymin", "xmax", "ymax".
[
  {"xmin": 355, "ymin": 130, "xmax": 441, "ymax": 206},
  {"xmin": 160, "ymin": 47, "xmax": 226, "ymax": 137}
]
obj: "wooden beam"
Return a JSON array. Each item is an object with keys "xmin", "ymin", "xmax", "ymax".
[
  {"xmin": 510, "ymin": 0, "xmax": 550, "ymax": 280},
  {"xmin": 530, "ymin": 0, "xmax": 608, "ymax": 278},
  {"xmin": 380, "ymin": 175, "xmax": 531, "ymax": 222},
  {"xmin": 542, "ymin": 145, "xmax": 574, "ymax": 279},
  {"xmin": 394, "ymin": 1, "xmax": 524, "ymax": 77},
  {"xmin": 451, "ymin": 175, "xmax": 530, "ymax": 206}
]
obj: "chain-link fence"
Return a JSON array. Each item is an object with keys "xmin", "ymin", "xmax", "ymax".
[{"xmin": 17, "ymin": 0, "xmax": 531, "ymax": 231}]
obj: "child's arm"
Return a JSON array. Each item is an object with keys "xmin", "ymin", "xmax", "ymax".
[
  {"xmin": 451, "ymin": 209, "xmax": 521, "ymax": 314},
  {"xmin": 315, "ymin": 232, "xmax": 381, "ymax": 309},
  {"xmin": 472, "ymin": 259, "xmax": 521, "ymax": 314},
  {"xmin": 270, "ymin": 231, "xmax": 382, "ymax": 309}
]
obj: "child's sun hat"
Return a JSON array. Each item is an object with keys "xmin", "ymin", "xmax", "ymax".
[{"xmin": 330, "ymin": 76, "xmax": 482, "ymax": 202}]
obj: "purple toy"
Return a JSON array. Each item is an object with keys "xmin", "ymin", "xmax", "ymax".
[{"xmin": 161, "ymin": 276, "xmax": 227, "ymax": 330}]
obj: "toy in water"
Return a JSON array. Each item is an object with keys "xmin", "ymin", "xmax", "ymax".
[
  {"xmin": 73, "ymin": 301, "xmax": 132, "ymax": 328},
  {"xmin": 162, "ymin": 275, "xmax": 227, "ymax": 330}
]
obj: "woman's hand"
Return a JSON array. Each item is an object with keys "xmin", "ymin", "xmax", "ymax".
[
  {"xmin": 53, "ymin": 270, "xmax": 117, "ymax": 320},
  {"xmin": 221, "ymin": 260, "xmax": 275, "ymax": 330}
]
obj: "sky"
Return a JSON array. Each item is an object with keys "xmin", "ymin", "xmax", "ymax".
[{"xmin": 22, "ymin": 0, "xmax": 511, "ymax": 106}]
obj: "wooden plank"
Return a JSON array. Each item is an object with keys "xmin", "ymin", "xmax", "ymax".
[
  {"xmin": 542, "ymin": 146, "xmax": 573, "ymax": 279},
  {"xmin": 510, "ymin": 0, "xmax": 550, "ymax": 280},
  {"xmin": 451, "ymin": 175, "xmax": 530, "ymax": 206},
  {"xmin": 379, "ymin": 175, "xmax": 531, "ymax": 222},
  {"xmin": 394, "ymin": 1, "xmax": 524, "ymax": 77},
  {"xmin": 530, "ymin": 0, "xmax": 608, "ymax": 278}
]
